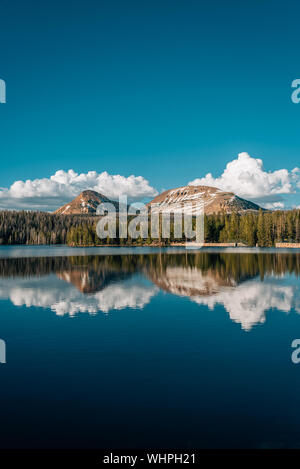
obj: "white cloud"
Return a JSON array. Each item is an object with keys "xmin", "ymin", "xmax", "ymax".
[
  {"xmin": 149, "ymin": 267, "xmax": 300, "ymax": 331},
  {"xmin": 1, "ymin": 266, "xmax": 300, "ymax": 331},
  {"xmin": 188, "ymin": 152, "xmax": 300, "ymax": 209},
  {"xmin": 263, "ymin": 201, "xmax": 285, "ymax": 210},
  {"xmin": 192, "ymin": 279, "xmax": 295, "ymax": 331},
  {"xmin": 0, "ymin": 275, "xmax": 158, "ymax": 316},
  {"xmin": 148, "ymin": 265, "xmax": 298, "ymax": 331},
  {"xmin": 0, "ymin": 169, "xmax": 158, "ymax": 211}
]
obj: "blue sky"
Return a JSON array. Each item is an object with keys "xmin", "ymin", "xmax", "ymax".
[{"xmin": 0, "ymin": 0, "xmax": 300, "ymax": 210}]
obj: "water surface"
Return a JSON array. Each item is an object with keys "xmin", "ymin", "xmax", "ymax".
[{"xmin": 0, "ymin": 248, "xmax": 300, "ymax": 448}]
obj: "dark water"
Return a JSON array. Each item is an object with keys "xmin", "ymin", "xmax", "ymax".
[{"xmin": 0, "ymin": 249, "xmax": 300, "ymax": 448}]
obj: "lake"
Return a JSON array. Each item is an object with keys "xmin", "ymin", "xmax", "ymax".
[{"xmin": 0, "ymin": 247, "xmax": 300, "ymax": 448}]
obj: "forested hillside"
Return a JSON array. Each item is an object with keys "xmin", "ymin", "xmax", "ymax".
[
  {"xmin": 0, "ymin": 209, "xmax": 300, "ymax": 247},
  {"xmin": 0, "ymin": 211, "xmax": 97, "ymax": 245},
  {"xmin": 204, "ymin": 209, "xmax": 300, "ymax": 246}
]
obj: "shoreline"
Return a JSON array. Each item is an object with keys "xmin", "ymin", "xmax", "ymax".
[
  {"xmin": 1, "ymin": 242, "xmax": 300, "ymax": 249},
  {"xmin": 0, "ymin": 244, "xmax": 300, "ymax": 261},
  {"xmin": 51, "ymin": 242, "xmax": 300, "ymax": 249}
]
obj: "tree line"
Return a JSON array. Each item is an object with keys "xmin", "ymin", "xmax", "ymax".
[
  {"xmin": 0, "ymin": 209, "xmax": 300, "ymax": 247},
  {"xmin": 67, "ymin": 209, "xmax": 300, "ymax": 247},
  {"xmin": 0, "ymin": 210, "xmax": 96, "ymax": 245},
  {"xmin": 1, "ymin": 252, "xmax": 300, "ymax": 282},
  {"xmin": 205, "ymin": 209, "xmax": 300, "ymax": 246}
]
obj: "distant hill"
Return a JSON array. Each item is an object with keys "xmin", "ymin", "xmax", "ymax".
[
  {"xmin": 148, "ymin": 185, "xmax": 261, "ymax": 214},
  {"xmin": 54, "ymin": 186, "xmax": 261, "ymax": 216},
  {"xmin": 54, "ymin": 190, "xmax": 119, "ymax": 215}
]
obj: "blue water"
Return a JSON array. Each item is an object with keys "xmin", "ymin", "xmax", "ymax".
[
  {"xmin": 0, "ymin": 244, "xmax": 300, "ymax": 258},
  {"xmin": 0, "ymin": 248, "xmax": 300, "ymax": 448}
]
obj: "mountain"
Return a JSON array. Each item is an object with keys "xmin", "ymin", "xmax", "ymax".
[
  {"xmin": 57, "ymin": 269, "xmax": 132, "ymax": 293},
  {"xmin": 146, "ymin": 265, "xmax": 238, "ymax": 297},
  {"xmin": 148, "ymin": 185, "xmax": 261, "ymax": 214},
  {"xmin": 54, "ymin": 190, "xmax": 119, "ymax": 215},
  {"xmin": 54, "ymin": 186, "xmax": 262, "ymax": 216}
]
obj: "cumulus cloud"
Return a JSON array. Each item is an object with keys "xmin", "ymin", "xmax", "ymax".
[
  {"xmin": 263, "ymin": 201, "xmax": 285, "ymax": 210},
  {"xmin": 188, "ymin": 152, "xmax": 300, "ymax": 209},
  {"xmin": 148, "ymin": 265, "xmax": 300, "ymax": 330},
  {"xmin": 192, "ymin": 279, "xmax": 295, "ymax": 331},
  {"xmin": 0, "ymin": 169, "xmax": 158, "ymax": 211},
  {"xmin": 0, "ymin": 275, "xmax": 158, "ymax": 316}
]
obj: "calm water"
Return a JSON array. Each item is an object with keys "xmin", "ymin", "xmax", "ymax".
[{"xmin": 0, "ymin": 247, "xmax": 300, "ymax": 448}]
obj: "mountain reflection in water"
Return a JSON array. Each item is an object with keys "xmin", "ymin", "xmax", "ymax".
[{"xmin": 0, "ymin": 252, "xmax": 300, "ymax": 330}]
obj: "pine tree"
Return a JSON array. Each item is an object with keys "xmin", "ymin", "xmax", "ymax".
[{"xmin": 257, "ymin": 209, "xmax": 265, "ymax": 247}]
